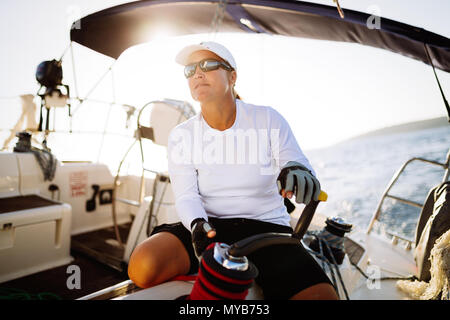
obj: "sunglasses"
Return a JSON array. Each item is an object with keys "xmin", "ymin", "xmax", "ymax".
[{"xmin": 184, "ymin": 59, "xmax": 233, "ymax": 78}]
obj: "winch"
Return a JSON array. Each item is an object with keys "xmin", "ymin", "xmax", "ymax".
[
  {"xmin": 182, "ymin": 233, "xmax": 300, "ymax": 300},
  {"xmin": 308, "ymin": 216, "xmax": 353, "ymax": 265}
]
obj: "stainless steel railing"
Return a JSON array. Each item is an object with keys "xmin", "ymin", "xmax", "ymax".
[{"xmin": 366, "ymin": 148, "xmax": 450, "ymax": 238}]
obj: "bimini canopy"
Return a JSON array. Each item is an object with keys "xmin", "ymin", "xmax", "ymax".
[{"xmin": 70, "ymin": 0, "xmax": 450, "ymax": 73}]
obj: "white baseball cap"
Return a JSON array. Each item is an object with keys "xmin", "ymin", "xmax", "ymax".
[{"xmin": 175, "ymin": 41, "xmax": 237, "ymax": 71}]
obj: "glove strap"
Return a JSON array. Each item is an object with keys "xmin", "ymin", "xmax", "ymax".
[
  {"xmin": 190, "ymin": 217, "xmax": 206, "ymax": 232},
  {"xmin": 283, "ymin": 161, "xmax": 312, "ymax": 175}
]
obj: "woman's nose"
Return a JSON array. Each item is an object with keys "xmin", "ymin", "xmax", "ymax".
[{"xmin": 193, "ymin": 65, "xmax": 205, "ymax": 78}]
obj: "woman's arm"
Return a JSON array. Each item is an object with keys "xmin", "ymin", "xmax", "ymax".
[
  {"xmin": 268, "ymin": 107, "xmax": 321, "ymax": 204},
  {"xmin": 167, "ymin": 127, "xmax": 208, "ymax": 230},
  {"xmin": 268, "ymin": 107, "xmax": 317, "ymax": 177}
]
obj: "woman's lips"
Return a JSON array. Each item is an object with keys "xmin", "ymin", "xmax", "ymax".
[{"xmin": 195, "ymin": 83, "xmax": 209, "ymax": 90}]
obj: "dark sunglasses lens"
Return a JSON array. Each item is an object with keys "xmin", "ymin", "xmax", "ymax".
[
  {"xmin": 184, "ymin": 60, "xmax": 229, "ymax": 78},
  {"xmin": 200, "ymin": 60, "xmax": 220, "ymax": 72},
  {"xmin": 184, "ymin": 64, "xmax": 196, "ymax": 78}
]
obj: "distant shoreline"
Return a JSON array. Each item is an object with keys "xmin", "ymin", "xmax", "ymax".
[{"xmin": 342, "ymin": 116, "xmax": 449, "ymax": 143}]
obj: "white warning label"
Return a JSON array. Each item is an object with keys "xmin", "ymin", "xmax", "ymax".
[{"xmin": 69, "ymin": 171, "xmax": 88, "ymax": 197}]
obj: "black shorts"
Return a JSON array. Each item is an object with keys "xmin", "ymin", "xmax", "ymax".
[{"xmin": 150, "ymin": 217, "xmax": 332, "ymax": 300}]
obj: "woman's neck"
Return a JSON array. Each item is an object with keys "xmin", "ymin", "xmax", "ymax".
[{"xmin": 201, "ymin": 95, "xmax": 236, "ymax": 131}]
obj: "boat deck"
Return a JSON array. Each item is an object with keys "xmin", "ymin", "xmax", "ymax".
[
  {"xmin": 0, "ymin": 223, "xmax": 134, "ymax": 300},
  {"xmin": 0, "ymin": 249, "xmax": 129, "ymax": 300},
  {"xmin": 71, "ymin": 222, "xmax": 132, "ymax": 272}
]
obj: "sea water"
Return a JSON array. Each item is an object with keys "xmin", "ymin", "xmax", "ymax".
[{"xmin": 306, "ymin": 125, "xmax": 450, "ymax": 240}]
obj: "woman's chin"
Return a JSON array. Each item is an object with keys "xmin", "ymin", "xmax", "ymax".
[{"xmin": 194, "ymin": 93, "xmax": 213, "ymax": 103}]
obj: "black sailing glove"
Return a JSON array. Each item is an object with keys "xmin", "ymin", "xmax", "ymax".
[
  {"xmin": 190, "ymin": 218, "xmax": 216, "ymax": 257},
  {"xmin": 276, "ymin": 161, "xmax": 321, "ymax": 206}
]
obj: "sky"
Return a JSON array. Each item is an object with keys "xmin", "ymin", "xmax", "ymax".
[{"xmin": 0, "ymin": 0, "xmax": 449, "ymax": 169}]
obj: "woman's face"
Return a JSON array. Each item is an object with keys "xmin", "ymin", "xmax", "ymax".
[{"xmin": 186, "ymin": 50, "xmax": 236, "ymax": 103}]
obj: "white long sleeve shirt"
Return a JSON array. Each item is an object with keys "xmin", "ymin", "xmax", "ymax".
[{"xmin": 167, "ymin": 99, "xmax": 316, "ymax": 231}]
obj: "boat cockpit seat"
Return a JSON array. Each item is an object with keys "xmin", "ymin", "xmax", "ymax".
[
  {"xmin": 414, "ymin": 181, "xmax": 450, "ymax": 281},
  {"xmin": 140, "ymin": 99, "xmax": 196, "ymax": 147},
  {"xmin": 0, "ymin": 152, "xmax": 72, "ymax": 283}
]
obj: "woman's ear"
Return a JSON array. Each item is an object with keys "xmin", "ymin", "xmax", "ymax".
[{"xmin": 230, "ymin": 70, "xmax": 237, "ymax": 86}]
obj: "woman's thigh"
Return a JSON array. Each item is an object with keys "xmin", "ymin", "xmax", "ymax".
[{"xmin": 248, "ymin": 242, "xmax": 333, "ymax": 300}]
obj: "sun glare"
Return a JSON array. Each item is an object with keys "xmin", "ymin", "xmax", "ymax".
[{"xmin": 110, "ymin": 31, "xmax": 449, "ymax": 154}]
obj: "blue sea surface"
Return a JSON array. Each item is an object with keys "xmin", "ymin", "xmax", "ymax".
[{"xmin": 306, "ymin": 125, "xmax": 450, "ymax": 240}]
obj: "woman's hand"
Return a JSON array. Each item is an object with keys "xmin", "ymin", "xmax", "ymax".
[
  {"xmin": 276, "ymin": 161, "xmax": 321, "ymax": 206},
  {"xmin": 190, "ymin": 218, "xmax": 216, "ymax": 257}
]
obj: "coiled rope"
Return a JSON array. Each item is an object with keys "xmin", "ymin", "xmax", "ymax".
[
  {"xmin": 0, "ymin": 288, "xmax": 61, "ymax": 300},
  {"xmin": 13, "ymin": 133, "xmax": 57, "ymax": 181}
]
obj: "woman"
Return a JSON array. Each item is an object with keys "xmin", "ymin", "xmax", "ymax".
[{"xmin": 128, "ymin": 41, "xmax": 338, "ymax": 300}]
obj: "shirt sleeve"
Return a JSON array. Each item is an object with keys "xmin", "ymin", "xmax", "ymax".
[
  {"xmin": 167, "ymin": 127, "xmax": 208, "ymax": 231},
  {"xmin": 268, "ymin": 107, "xmax": 317, "ymax": 177}
]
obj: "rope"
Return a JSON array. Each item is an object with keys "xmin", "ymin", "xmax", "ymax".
[
  {"xmin": 31, "ymin": 147, "xmax": 58, "ymax": 181},
  {"xmin": 96, "ymin": 67, "xmax": 118, "ymax": 162},
  {"xmin": 316, "ymin": 229, "xmax": 345, "ymax": 250},
  {"xmin": 0, "ymin": 288, "xmax": 61, "ymax": 300},
  {"xmin": 96, "ymin": 102, "xmax": 114, "ymax": 163},
  {"xmin": 349, "ymin": 258, "xmax": 417, "ymax": 282},
  {"xmin": 311, "ymin": 233, "xmax": 341, "ymax": 298},
  {"xmin": 71, "ymin": 61, "xmax": 116, "ymax": 117},
  {"xmin": 305, "ymin": 230, "xmax": 417, "ymax": 300},
  {"xmin": 423, "ymin": 43, "xmax": 450, "ymax": 121},
  {"xmin": 320, "ymin": 237, "xmax": 350, "ymax": 299},
  {"xmin": 209, "ymin": 0, "xmax": 228, "ymax": 40},
  {"xmin": 58, "ymin": 42, "xmax": 72, "ymax": 62},
  {"xmin": 70, "ymin": 42, "xmax": 80, "ymax": 100},
  {"xmin": 13, "ymin": 133, "xmax": 57, "ymax": 181},
  {"xmin": 333, "ymin": 0, "xmax": 345, "ymax": 19}
]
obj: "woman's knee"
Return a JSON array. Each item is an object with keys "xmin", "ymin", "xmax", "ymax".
[
  {"xmin": 128, "ymin": 239, "xmax": 159, "ymax": 288},
  {"xmin": 127, "ymin": 232, "xmax": 191, "ymax": 288}
]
